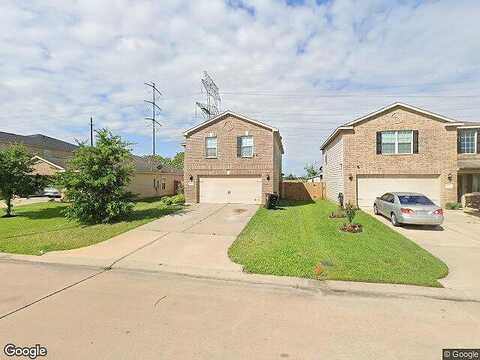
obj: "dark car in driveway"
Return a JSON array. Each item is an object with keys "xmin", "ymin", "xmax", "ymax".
[{"xmin": 374, "ymin": 192, "xmax": 444, "ymax": 227}]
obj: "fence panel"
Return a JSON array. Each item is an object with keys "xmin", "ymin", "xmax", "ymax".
[{"xmin": 281, "ymin": 181, "xmax": 325, "ymax": 201}]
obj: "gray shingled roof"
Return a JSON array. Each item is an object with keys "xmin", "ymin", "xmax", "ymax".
[{"xmin": 0, "ymin": 131, "xmax": 78, "ymax": 152}]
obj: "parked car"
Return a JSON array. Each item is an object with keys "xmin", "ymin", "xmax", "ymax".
[
  {"xmin": 373, "ymin": 192, "xmax": 444, "ymax": 226},
  {"xmin": 39, "ymin": 187, "xmax": 62, "ymax": 198}
]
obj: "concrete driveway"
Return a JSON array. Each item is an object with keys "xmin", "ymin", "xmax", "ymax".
[
  {"xmin": 32, "ymin": 203, "xmax": 258, "ymax": 274},
  {"xmin": 368, "ymin": 209, "xmax": 480, "ymax": 297}
]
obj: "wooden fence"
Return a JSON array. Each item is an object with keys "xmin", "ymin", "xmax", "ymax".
[{"xmin": 281, "ymin": 181, "xmax": 326, "ymax": 201}]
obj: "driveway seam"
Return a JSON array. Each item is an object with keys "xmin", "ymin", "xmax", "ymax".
[{"xmin": 180, "ymin": 203, "xmax": 229, "ymax": 233}]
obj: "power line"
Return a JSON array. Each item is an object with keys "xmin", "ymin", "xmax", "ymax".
[{"xmin": 144, "ymin": 81, "xmax": 162, "ymax": 156}]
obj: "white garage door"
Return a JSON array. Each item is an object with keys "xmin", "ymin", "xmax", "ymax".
[
  {"xmin": 199, "ymin": 177, "xmax": 262, "ymax": 204},
  {"xmin": 357, "ymin": 175, "xmax": 441, "ymax": 208}
]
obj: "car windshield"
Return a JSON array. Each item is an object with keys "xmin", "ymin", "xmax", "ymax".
[{"xmin": 397, "ymin": 195, "xmax": 434, "ymax": 205}]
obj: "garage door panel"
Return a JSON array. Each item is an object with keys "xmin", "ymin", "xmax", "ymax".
[
  {"xmin": 357, "ymin": 175, "xmax": 441, "ymax": 208},
  {"xmin": 199, "ymin": 177, "xmax": 262, "ymax": 204}
]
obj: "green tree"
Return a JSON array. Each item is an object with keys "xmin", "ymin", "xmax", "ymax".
[
  {"xmin": 284, "ymin": 173, "xmax": 298, "ymax": 180},
  {"xmin": 304, "ymin": 163, "xmax": 319, "ymax": 178},
  {"xmin": 0, "ymin": 145, "xmax": 47, "ymax": 217},
  {"xmin": 59, "ymin": 129, "xmax": 134, "ymax": 224},
  {"xmin": 144, "ymin": 151, "xmax": 184, "ymax": 169}
]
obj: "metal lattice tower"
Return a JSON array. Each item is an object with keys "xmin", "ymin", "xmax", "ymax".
[{"xmin": 196, "ymin": 71, "xmax": 221, "ymax": 119}]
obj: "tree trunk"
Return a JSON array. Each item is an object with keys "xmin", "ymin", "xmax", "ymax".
[{"xmin": 5, "ymin": 196, "xmax": 12, "ymax": 217}]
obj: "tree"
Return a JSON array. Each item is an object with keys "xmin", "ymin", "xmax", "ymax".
[
  {"xmin": 304, "ymin": 163, "xmax": 319, "ymax": 178},
  {"xmin": 284, "ymin": 173, "xmax": 298, "ymax": 180},
  {"xmin": 143, "ymin": 151, "xmax": 184, "ymax": 169},
  {"xmin": 0, "ymin": 145, "xmax": 47, "ymax": 217},
  {"xmin": 59, "ymin": 129, "xmax": 134, "ymax": 224}
]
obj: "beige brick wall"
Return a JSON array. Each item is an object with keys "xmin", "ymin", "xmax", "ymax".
[
  {"xmin": 183, "ymin": 115, "xmax": 281, "ymax": 203},
  {"xmin": 32, "ymin": 160, "xmax": 63, "ymax": 176},
  {"xmin": 341, "ymin": 107, "xmax": 458, "ymax": 207},
  {"xmin": 128, "ymin": 172, "xmax": 178, "ymax": 199}
]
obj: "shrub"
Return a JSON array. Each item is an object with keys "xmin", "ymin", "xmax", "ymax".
[
  {"xmin": 161, "ymin": 194, "xmax": 185, "ymax": 205},
  {"xmin": 445, "ymin": 202, "xmax": 461, "ymax": 210},
  {"xmin": 58, "ymin": 129, "xmax": 134, "ymax": 224},
  {"xmin": 344, "ymin": 202, "xmax": 357, "ymax": 224}
]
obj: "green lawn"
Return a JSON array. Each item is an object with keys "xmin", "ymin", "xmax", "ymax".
[
  {"xmin": 0, "ymin": 199, "xmax": 182, "ymax": 255},
  {"xmin": 228, "ymin": 200, "xmax": 448, "ymax": 287}
]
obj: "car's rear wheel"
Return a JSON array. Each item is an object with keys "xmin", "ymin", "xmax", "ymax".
[
  {"xmin": 373, "ymin": 204, "xmax": 379, "ymax": 215},
  {"xmin": 391, "ymin": 213, "xmax": 400, "ymax": 227}
]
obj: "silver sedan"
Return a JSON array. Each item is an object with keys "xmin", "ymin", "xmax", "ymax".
[{"xmin": 373, "ymin": 192, "xmax": 444, "ymax": 227}]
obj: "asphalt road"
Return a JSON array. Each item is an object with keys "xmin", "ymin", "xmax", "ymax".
[{"xmin": 1, "ymin": 260, "xmax": 479, "ymax": 360}]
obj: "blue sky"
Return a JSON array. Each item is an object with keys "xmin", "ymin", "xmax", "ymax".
[{"xmin": 1, "ymin": 0, "xmax": 479, "ymax": 174}]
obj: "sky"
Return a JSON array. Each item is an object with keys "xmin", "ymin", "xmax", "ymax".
[{"xmin": 1, "ymin": 0, "xmax": 479, "ymax": 175}]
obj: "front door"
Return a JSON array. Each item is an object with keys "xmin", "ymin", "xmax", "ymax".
[{"xmin": 458, "ymin": 174, "xmax": 480, "ymax": 200}]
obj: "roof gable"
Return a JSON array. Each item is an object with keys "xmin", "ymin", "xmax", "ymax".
[
  {"xmin": 320, "ymin": 102, "xmax": 464, "ymax": 150},
  {"xmin": 183, "ymin": 111, "xmax": 278, "ymax": 136}
]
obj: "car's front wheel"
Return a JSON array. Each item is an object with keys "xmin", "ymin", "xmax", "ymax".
[
  {"xmin": 373, "ymin": 204, "xmax": 379, "ymax": 215},
  {"xmin": 391, "ymin": 213, "xmax": 400, "ymax": 227}
]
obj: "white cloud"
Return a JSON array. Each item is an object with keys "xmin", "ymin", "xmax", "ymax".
[{"xmin": 0, "ymin": 0, "xmax": 479, "ymax": 173}]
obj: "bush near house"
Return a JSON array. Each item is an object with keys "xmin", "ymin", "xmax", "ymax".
[
  {"xmin": 58, "ymin": 129, "xmax": 134, "ymax": 224},
  {"xmin": 161, "ymin": 194, "xmax": 185, "ymax": 205}
]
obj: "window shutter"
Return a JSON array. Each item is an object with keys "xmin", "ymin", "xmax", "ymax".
[
  {"xmin": 413, "ymin": 130, "xmax": 419, "ymax": 154},
  {"xmin": 376, "ymin": 132, "xmax": 382, "ymax": 154},
  {"xmin": 237, "ymin": 137, "xmax": 242, "ymax": 157},
  {"xmin": 477, "ymin": 130, "xmax": 480, "ymax": 154}
]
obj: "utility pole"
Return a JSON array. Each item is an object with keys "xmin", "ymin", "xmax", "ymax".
[
  {"xmin": 144, "ymin": 82, "xmax": 162, "ymax": 156},
  {"xmin": 90, "ymin": 117, "xmax": 94, "ymax": 146}
]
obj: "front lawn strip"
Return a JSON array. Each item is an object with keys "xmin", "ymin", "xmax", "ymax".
[
  {"xmin": 0, "ymin": 198, "xmax": 182, "ymax": 255},
  {"xmin": 229, "ymin": 200, "xmax": 448, "ymax": 287}
]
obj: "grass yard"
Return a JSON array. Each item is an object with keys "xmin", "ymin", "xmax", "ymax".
[
  {"xmin": 0, "ymin": 198, "xmax": 182, "ymax": 255},
  {"xmin": 229, "ymin": 200, "xmax": 448, "ymax": 287}
]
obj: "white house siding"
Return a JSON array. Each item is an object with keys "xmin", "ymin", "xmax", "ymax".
[{"xmin": 323, "ymin": 134, "xmax": 344, "ymax": 204}]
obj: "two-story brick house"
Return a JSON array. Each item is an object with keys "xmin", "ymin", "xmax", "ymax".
[
  {"xmin": 321, "ymin": 103, "xmax": 480, "ymax": 208},
  {"xmin": 183, "ymin": 111, "xmax": 284, "ymax": 204}
]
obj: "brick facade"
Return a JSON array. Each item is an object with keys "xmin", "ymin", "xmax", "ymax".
[
  {"xmin": 183, "ymin": 114, "xmax": 283, "ymax": 204},
  {"xmin": 342, "ymin": 107, "xmax": 458, "ymax": 207}
]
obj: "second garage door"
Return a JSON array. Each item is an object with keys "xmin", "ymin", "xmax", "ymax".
[
  {"xmin": 199, "ymin": 177, "xmax": 262, "ymax": 204},
  {"xmin": 357, "ymin": 175, "xmax": 441, "ymax": 208}
]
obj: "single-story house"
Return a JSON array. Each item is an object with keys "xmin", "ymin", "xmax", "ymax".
[
  {"xmin": 320, "ymin": 102, "xmax": 480, "ymax": 208},
  {"xmin": 0, "ymin": 131, "xmax": 182, "ymax": 199},
  {"xmin": 183, "ymin": 111, "xmax": 284, "ymax": 204}
]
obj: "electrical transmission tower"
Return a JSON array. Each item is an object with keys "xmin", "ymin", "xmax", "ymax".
[
  {"xmin": 196, "ymin": 71, "xmax": 221, "ymax": 119},
  {"xmin": 144, "ymin": 81, "xmax": 162, "ymax": 156}
]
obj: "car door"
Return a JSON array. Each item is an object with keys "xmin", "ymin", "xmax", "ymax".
[
  {"xmin": 383, "ymin": 193, "xmax": 395, "ymax": 217},
  {"xmin": 378, "ymin": 193, "xmax": 390, "ymax": 215}
]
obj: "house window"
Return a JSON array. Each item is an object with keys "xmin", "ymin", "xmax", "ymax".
[
  {"xmin": 458, "ymin": 129, "xmax": 477, "ymax": 154},
  {"xmin": 239, "ymin": 136, "xmax": 254, "ymax": 157},
  {"xmin": 380, "ymin": 130, "xmax": 413, "ymax": 154},
  {"xmin": 205, "ymin": 137, "xmax": 217, "ymax": 158},
  {"xmin": 161, "ymin": 178, "xmax": 166, "ymax": 190}
]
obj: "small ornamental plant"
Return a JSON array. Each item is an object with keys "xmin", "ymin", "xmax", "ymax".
[{"xmin": 340, "ymin": 202, "xmax": 362, "ymax": 233}]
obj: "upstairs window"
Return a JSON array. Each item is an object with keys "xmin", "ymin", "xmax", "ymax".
[
  {"xmin": 377, "ymin": 130, "xmax": 415, "ymax": 154},
  {"xmin": 458, "ymin": 129, "xmax": 477, "ymax": 154},
  {"xmin": 205, "ymin": 137, "xmax": 217, "ymax": 158},
  {"xmin": 238, "ymin": 136, "xmax": 254, "ymax": 157}
]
